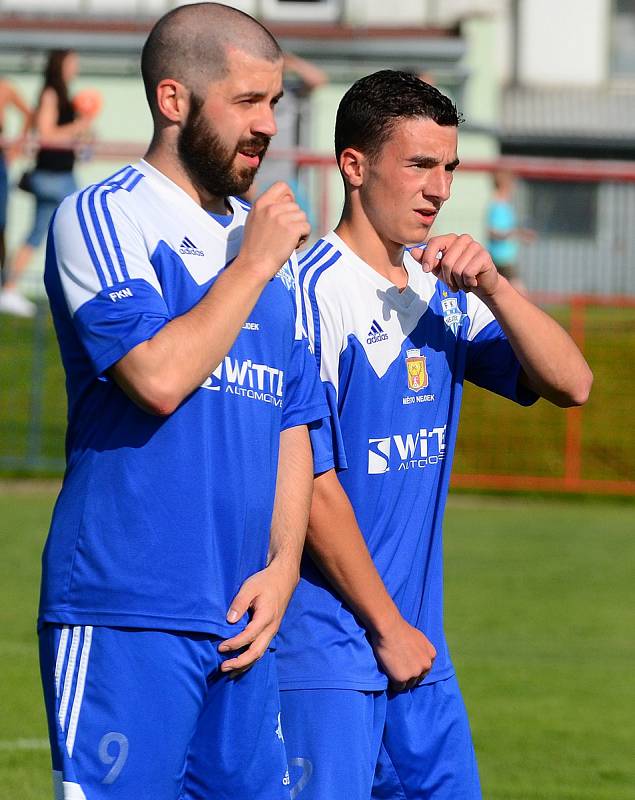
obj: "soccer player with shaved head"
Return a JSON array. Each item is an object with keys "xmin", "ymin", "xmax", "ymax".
[
  {"xmin": 38, "ymin": 4, "xmax": 328, "ymax": 798},
  {"xmin": 275, "ymin": 71, "xmax": 593, "ymax": 799}
]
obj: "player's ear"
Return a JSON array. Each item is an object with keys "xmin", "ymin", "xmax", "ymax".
[
  {"xmin": 155, "ymin": 78, "xmax": 189, "ymax": 124},
  {"xmin": 339, "ymin": 147, "xmax": 366, "ymax": 188}
]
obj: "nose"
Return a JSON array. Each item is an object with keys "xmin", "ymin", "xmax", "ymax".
[
  {"xmin": 424, "ymin": 167, "xmax": 452, "ymax": 203},
  {"xmin": 253, "ymin": 104, "xmax": 277, "ymax": 138}
]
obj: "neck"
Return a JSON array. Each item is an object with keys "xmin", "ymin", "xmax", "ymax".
[
  {"xmin": 144, "ymin": 140, "xmax": 229, "ymax": 215},
  {"xmin": 335, "ymin": 204, "xmax": 408, "ymax": 289}
]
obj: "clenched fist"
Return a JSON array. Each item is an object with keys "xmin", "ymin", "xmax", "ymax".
[
  {"xmin": 240, "ymin": 182, "xmax": 311, "ymax": 281},
  {"xmin": 412, "ymin": 233, "xmax": 500, "ymax": 299}
]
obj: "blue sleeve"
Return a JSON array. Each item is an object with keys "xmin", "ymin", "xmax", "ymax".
[
  {"xmin": 465, "ymin": 319, "xmax": 538, "ymax": 406},
  {"xmin": 51, "ymin": 189, "xmax": 170, "ymax": 377},
  {"xmin": 308, "ymin": 380, "xmax": 348, "ymax": 475},
  {"xmin": 281, "ymin": 336, "xmax": 331, "ymax": 432},
  {"xmin": 73, "ymin": 282, "xmax": 169, "ymax": 377}
]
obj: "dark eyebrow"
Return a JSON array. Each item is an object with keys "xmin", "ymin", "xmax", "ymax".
[
  {"xmin": 234, "ymin": 89, "xmax": 284, "ymax": 103},
  {"xmin": 407, "ymin": 156, "xmax": 461, "ymax": 171}
]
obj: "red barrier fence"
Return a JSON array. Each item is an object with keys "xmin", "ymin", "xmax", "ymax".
[{"xmin": 452, "ymin": 294, "xmax": 635, "ymax": 495}]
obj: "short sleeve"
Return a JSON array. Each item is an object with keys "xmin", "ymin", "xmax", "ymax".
[
  {"xmin": 50, "ymin": 186, "xmax": 170, "ymax": 376},
  {"xmin": 465, "ymin": 294, "xmax": 538, "ymax": 406},
  {"xmin": 281, "ymin": 335, "xmax": 330, "ymax": 432}
]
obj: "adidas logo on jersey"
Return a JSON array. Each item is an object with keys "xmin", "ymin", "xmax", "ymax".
[
  {"xmin": 179, "ymin": 236, "xmax": 204, "ymax": 257},
  {"xmin": 366, "ymin": 320, "xmax": 389, "ymax": 345}
]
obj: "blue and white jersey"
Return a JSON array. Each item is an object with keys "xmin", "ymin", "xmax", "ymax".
[
  {"xmin": 39, "ymin": 160, "xmax": 328, "ymax": 637},
  {"xmin": 276, "ymin": 231, "xmax": 536, "ymax": 690}
]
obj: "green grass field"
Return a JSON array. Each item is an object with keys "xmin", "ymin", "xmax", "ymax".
[{"xmin": 0, "ymin": 485, "xmax": 633, "ymax": 799}]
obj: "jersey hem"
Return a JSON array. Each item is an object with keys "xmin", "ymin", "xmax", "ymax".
[
  {"xmin": 417, "ymin": 664, "xmax": 456, "ymax": 686},
  {"xmin": 278, "ymin": 677, "xmax": 389, "ymax": 691},
  {"xmin": 37, "ymin": 609, "xmax": 243, "ymax": 638},
  {"xmin": 277, "ymin": 664, "xmax": 456, "ymax": 691}
]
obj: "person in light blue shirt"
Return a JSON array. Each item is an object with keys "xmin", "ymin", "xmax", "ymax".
[
  {"xmin": 486, "ymin": 169, "xmax": 536, "ymax": 294},
  {"xmin": 276, "ymin": 71, "xmax": 592, "ymax": 800},
  {"xmin": 38, "ymin": 5, "xmax": 328, "ymax": 799}
]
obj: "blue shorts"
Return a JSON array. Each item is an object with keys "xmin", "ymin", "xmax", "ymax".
[
  {"xmin": 280, "ymin": 675, "xmax": 481, "ymax": 800},
  {"xmin": 39, "ymin": 624, "xmax": 290, "ymax": 800},
  {"xmin": 280, "ymin": 689, "xmax": 387, "ymax": 799}
]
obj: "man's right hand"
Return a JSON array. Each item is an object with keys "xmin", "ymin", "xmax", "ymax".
[
  {"xmin": 370, "ymin": 616, "xmax": 437, "ymax": 692},
  {"xmin": 239, "ymin": 181, "xmax": 311, "ymax": 281}
]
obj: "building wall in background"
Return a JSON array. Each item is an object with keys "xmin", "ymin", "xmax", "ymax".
[
  {"xmin": 0, "ymin": 1, "xmax": 502, "ymax": 291},
  {"xmin": 0, "ymin": 0, "xmax": 501, "ymax": 24},
  {"xmin": 518, "ymin": 0, "xmax": 608, "ymax": 87}
]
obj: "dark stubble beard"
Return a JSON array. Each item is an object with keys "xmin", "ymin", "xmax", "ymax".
[{"xmin": 177, "ymin": 92, "xmax": 270, "ymax": 198}]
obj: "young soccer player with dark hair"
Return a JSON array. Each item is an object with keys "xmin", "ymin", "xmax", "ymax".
[
  {"xmin": 38, "ymin": 4, "xmax": 328, "ymax": 798},
  {"xmin": 276, "ymin": 70, "xmax": 592, "ymax": 799}
]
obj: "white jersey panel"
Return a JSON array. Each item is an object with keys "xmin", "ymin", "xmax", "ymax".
[
  {"xmin": 134, "ymin": 160, "xmax": 249, "ymax": 286},
  {"xmin": 465, "ymin": 291, "xmax": 497, "ymax": 341},
  {"xmin": 305, "ymin": 233, "xmax": 439, "ymax": 382},
  {"xmin": 53, "ymin": 160, "xmax": 254, "ymax": 318},
  {"xmin": 53, "ymin": 167, "xmax": 164, "ymax": 315}
]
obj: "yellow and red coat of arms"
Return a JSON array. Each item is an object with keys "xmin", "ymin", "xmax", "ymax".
[{"xmin": 405, "ymin": 348, "xmax": 428, "ymax": 392}]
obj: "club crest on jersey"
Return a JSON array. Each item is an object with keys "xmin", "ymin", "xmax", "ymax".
[
  {"xmin": 405, "ymin": 348, "xmax": 428, "ymax": 392},
  {"xmin": 441, "ymin": 294, "xmax": 465, "ymax": 336}
]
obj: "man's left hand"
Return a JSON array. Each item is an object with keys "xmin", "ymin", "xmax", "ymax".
[{"xmin": 412, "ymin": 233, "xmax": 500, "ymax": 298}]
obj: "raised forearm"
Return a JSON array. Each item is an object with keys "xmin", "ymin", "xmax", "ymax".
[
  {"xmin": 480, "ymin": 277, "xmax": 593, "ymax": 407},
  {"xmin": 111, "ymin": 182, "xmax": 310, "ymax": 416},
  {"xmin": 110, "ymin": 256, "xmax": 269, "ymax": 415}
]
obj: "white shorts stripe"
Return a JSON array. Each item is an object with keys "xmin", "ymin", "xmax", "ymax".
[
  {"xmin": 66, "ymin": 626, "xmax": 93, "ymax": 757},
  {"xmin": 58, "ymin": 626, "xmax": 81, "ymax": 733},
  {"xmin": 62, "ymin": 780, "xmax": 88, "ymax": 800},
  {"xmin": 54, "ymin": 626, "xmax": 70, "ymax": 699},
  {"xmin": 53, "ymin": 770, "xmax": 88, "ymax": 800}
]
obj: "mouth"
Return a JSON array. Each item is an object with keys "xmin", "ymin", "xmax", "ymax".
[
  {"xmin": 237, "ymin": 150, "xmax": 262, "ymax": 168},
  {"xmin": 414, "ymin": 208, "xmax": 438, "ymax": 225},
  {"xmin": 236, "ymin": 138, "xmax": 269, "ymax": 169}
]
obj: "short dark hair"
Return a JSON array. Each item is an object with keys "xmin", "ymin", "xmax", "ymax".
[
  {"xmin": 141, "ymin": 2, "xmax": 282, "ymax": 118},
  {"xmin": 335, "ymin": 70, "xmax": 462, "ymax": 162}
]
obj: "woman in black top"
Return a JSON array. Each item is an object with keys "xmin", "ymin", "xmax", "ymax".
[{"xmin": 0, "ymin": 50, "xmax": 94, "ymax": 317}]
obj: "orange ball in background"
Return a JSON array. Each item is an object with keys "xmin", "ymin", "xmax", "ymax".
[{"xmin": 72, "ymin": 88, "xmax": 103, "ymax": 118}]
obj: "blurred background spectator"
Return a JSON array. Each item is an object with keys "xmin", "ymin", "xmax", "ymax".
[
  {"xmin": 486, "ymin": 169, "xmax": 536, "ymax": 295},
  {"xmin": 0, "ymin": 78, "xmax": 30, "ymax": 285},
  {"xmin": 0, "ymin": 49, "xmax": 96, "ymax": 317}
]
